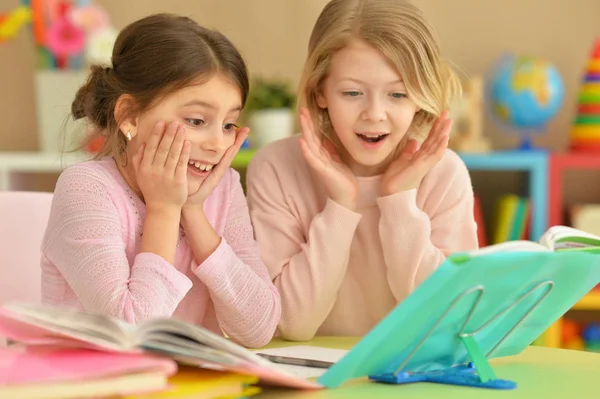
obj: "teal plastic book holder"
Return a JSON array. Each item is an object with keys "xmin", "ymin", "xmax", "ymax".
[{"xmin": 316, "ymin": 250, "xmax": 600, "ymax": 390}]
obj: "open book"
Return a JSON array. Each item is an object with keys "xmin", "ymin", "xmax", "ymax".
[
  {"xmin": 468, "ymin": 225, "xmax": 600, "ymax": 256},
  {"xmin": 0, "ymin": 302, "xmax": 321, "ymax": 389}
]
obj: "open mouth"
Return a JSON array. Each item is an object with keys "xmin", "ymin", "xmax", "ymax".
[
  {"xmin": 356, "ymin": 133, "xmax": 389, "ymax": 143},
  {"xmin": 188, "ymin": 160, "xmax": 216, "ymax": 174}
]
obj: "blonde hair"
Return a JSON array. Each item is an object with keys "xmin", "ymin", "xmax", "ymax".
[{"xmin": 298, "ymin": 0, "xmax": 461, "ymax": 141}]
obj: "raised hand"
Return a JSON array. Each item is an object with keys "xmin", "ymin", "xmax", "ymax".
[
  {"xmin": 380, "ymin": 110, "xmax": 453, "ymax": 196},
  {"xmin": 132, "ymin": 121, "xmax": 191, "ymax": 213},
  {"xmin": 298, "ymin": 107, "xmax": 358, "ymax": 210},
  {"xmin": 184, "ymin": 126, "xmax": 250, "ymax": 210}
]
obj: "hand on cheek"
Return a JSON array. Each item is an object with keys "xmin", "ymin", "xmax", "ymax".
[
  {"xmin": 380, "ymin": 111, "xmax": 452, "ymax": 196},
  {"xmin": 132, "ymin": 120, "xmax": 191, "ymax": 213},
  {"xmin": 183, "ymin": 126, "xmax": 250, "ymax": 211},
  {"xmin": 298, "ymin": 107, "xmax": 359, "ymax": 211}
]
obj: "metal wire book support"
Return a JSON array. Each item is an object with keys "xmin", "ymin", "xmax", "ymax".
[{"xmin": 369, "ymin": 280, "xmax": 555, "ymax": 390}]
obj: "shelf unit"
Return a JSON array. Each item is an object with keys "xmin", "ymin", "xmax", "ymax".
[
  {"xmin": 542, "ymin": 152, "xmax": 600, "ymax": 348},
  {"xmin": 459, "ymin": 150, "xmax": 548, "ymax": 241},
  {"xmin": 549, "ymin": 152, "xmax": 600, "ymax": 226},
  {"xmin": 459, "ymin": 150, "xmax": 600, "ymax": 348}
]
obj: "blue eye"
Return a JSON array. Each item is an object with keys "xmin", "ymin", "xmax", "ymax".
[
  {"xmin": 391, "ymin": 93, "xmax": 408, "ymax": 99},
  {"xmin": 223, "ymin": 123, "xmax": 238, "ymax": 132},
  {"xmin": 186, "ymin": 118, "xmax": 205, "ymax": 127},
  {"xmin": 342, "ymin": 91, "xmax": 361, "ymax": 97}
]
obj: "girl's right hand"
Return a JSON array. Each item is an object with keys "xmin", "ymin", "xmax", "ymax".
[
  {"xmin": 133, "ymin": 121, "xmax": 191, "ymax": 213},
  {"xmin": 298, "ymin": 107, "xmax": 358, "ymax": 211}
]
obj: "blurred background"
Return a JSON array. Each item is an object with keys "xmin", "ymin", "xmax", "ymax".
[{"xmin": 1, "ymin": 0, "xmax": 600, "ymax": 351}]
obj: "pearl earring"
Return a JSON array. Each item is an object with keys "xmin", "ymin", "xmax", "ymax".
[{"xmin": 126, "ymin": 129, "xmax": 132, "ymax": 141}]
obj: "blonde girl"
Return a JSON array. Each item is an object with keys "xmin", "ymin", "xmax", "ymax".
[{"xmin": 247, "ymin": 0, "xmax": 477, "ymax": 341}]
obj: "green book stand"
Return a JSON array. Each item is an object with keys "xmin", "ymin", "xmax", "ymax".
[{"xmin": 316, "ymin": 249, "xmax": 600, "ymax": 390}]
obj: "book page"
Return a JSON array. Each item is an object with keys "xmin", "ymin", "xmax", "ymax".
[
  {"xmin": 539, "ymin": 225, "xmax": 600, "ymax": 251},
  {"xmin": 0, "ymin": 302, "xmax": 130, "ymax": 350},
  {"xmin": 137, "ymin": 319, "xmax": 272, "ymax": 366},
  {"xmin": 139, "ymin": 331, "xmax": 245, "ymax": 367},
  {"xmin": 466, "ymin": 240, "xmax": 551, "ymax": 257}
]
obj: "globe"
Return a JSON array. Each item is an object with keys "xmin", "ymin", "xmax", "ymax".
[{"xmin": 486, "ymin": 54, "xmax": 565, "ymax": 150}]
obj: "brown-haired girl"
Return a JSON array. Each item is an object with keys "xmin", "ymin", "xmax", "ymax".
[{"xmin": 41, "ymin": 13, "xmax": 280, "ymax": 348}]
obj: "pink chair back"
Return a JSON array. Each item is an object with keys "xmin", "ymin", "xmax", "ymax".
[{"xmin": 0, "ymin": 191, "xmax": 53, "ymax": 308}]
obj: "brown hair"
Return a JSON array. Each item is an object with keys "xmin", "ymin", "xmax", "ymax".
[
  {"xmin": 72, "ymin": 13, "xmax": 249, "ymax": 164},
  {"xmin": 298, "ymin": 0, "xmax": 461, "ymax": 142}
]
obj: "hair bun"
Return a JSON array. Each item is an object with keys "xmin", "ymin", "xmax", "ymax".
[{"xmin": 71, "ymin": 65, "xmax": 116, "ymax": 129}]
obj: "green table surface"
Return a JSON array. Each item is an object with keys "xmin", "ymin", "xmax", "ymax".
[{"xmin": 254, "ymin": 337, "xmax": 600, "ymax": 399}]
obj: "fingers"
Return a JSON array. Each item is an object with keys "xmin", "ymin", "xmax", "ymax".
[
  {"xmin": 132, "ymin": 143, "xmax": 145, "ymax": 176},
  {"xmin": 426, "ymin": 117, "xmax": 452, "ymax": 158},
  {"xmin": 199, "ymin": 127, "xmax": 250, "ymax": 194},
  {"xmin": 299, "ymin": 137, "xmax": 325, "ymax": 172},
  {"xmin": 299, "ymin": 113, "xmax": 320, "ymax": 158},
  {"xmin": 434, "ymin": 119, "xmax": 452, "ymax": 157},
  {"xmin": 421, "ymin": 111, "xmax": 451, "ymax": 154},
  {"xmin": 300, "ymin": 108, "xmax": 335, "ymax": 167},
  {"xmin": 403, "ymin": 139, "xmax": 419, "ymax": 157},
  {"xmin": 299, "ymin": 109, "xmax": 315, "ymax": 143},
  {"xmin": 430, "ymin": 110, "xmax": 448, "ymax": 136},
  {"xmin": 165, "ymin": 126, "xmax": 187, "ymax": 174},
  {"xmin": 153, "ymin": 122, "xmax": 179, "ymax": 167},
  {"xmin": 141, "ymin": 121, "xmax": 166, "ymax": 167},
  {"xmin": 233, "ymin": 127, "xmax": 250, "ymax": 150},
  {"xmin": 415, "ymin": 118, "xmax": 452, "ymax": 165},
  {"xmin": 321, "ymin": 139, "xmax": 339, "ymax": 162},
  {"xmin": 435, "ymin": 110, "xmax": 451, "ymax": 137},
  {"xmin": 299, "ymin": 108, "xmax": 323, "ymax": 156},
  {"xmin": 439, "ymin": 116, "xmax": 453, "ymax": 138},
  {"xmin": 222, "ymin": 127, "xmax": 250, "ymax": 165},
  {"xmin": 437, "ymin": 134, "xmax": 450, "ymax": 156},
  {"xmin": 175, "ymin": 140, "xmax": 191, "ymax": 181},
  {"xmin": 229, "ymin": 127, "xmax": 250, "ymax": 160},
  {"xmin": 304, "ymin": 108, "xmax": 319, "ymax": 143},
  {"xmin": 417, "ymin": 116, "xmax": 440, "ymax": 154},
  {"xmin": 391, "ymin": 138, "xmax": 418, "ymax": 168}
]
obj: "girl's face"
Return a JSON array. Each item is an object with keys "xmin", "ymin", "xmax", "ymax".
[
  {"xmin": 125, "ymin": 73, "xmax": 242, "ymax": 195},
  {"xmin": 317, "ymin": 38, "xmax": 420, "ymax": 176}
]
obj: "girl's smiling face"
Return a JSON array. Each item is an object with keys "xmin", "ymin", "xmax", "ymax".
[
  {"xmin": 317, "ymin": 38, "xmax": 420, "ymax": 176},
  {"xmin": 126, "ymin": 73, "xmax": 242, "ymax": 195}
]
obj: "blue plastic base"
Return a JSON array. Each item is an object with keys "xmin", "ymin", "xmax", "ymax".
[
  {"xmin": 512, "ymin": 136, "xmax": 549, "ymax": 152},
  {"xmin": 369, "ymin": 363, "xmax": 517, "ymax": 390},
  {"xmin": 517, "ymin": 136, "xmax": 536, "ymax": 151}
]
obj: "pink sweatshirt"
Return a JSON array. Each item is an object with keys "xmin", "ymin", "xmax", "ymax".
[
  {"xmin": 41, "ymin": 158, "xmax": 281, "ymax": 348},
  {"xmin": 246, "ymin": 136, "xmax": 478, "ymax": 341}
]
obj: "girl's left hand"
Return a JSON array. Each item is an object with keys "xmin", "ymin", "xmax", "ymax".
[
  {"xmin": 184, "ymin": 127, "xmax": 250, "ymax": 210},
  {"xmin": 380, "ymin": 111, "xmax": 453, "ymax": 196}
]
